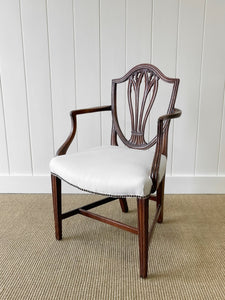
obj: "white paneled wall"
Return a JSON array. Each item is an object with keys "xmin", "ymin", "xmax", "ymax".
[{"xmin": 0, "ymin": 0, "xmax": 225, "ymax": 193}]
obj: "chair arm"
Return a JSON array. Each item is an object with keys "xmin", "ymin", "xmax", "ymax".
[
  {"xmin": 56, "ymin": 105, "xmax": 112, "ymax": 156},
  {"xmin": 150, "ymin": 108, "xmax": 182, "ymax": 192},
  {"xmin": 70, "ymin": 105, "xmax": 112, "ymax": 116}
]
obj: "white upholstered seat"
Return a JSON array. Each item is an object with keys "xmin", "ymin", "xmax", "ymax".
[{"xmin": 50, "ymin": 145, "xmax": 166, "ymax": 197}]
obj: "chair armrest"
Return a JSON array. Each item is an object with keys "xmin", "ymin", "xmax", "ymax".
[
  {"xmin": 70, "ymin": 105, "xmax": 112, "ymax": 116},
  {"xmin": 150, "ymin": 108, "xmax": 182, "ymax": 192},
  {"xmin": 56, "ymin": 105, "xmax": 112, "ymax": 156}
]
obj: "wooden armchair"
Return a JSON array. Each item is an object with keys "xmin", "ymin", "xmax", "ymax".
[{"xmin": 50, "ymin": 64, "xmax": 181, "ymax": 278}]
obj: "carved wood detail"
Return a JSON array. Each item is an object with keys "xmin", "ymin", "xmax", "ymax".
[{"xmin": 111, "ymin": 64, "xmax": 180, "ymax": 151}]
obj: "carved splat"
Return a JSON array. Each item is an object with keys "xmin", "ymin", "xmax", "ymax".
[
  {"xmin": 127, "ymin": 70, "xmax": 159, "ymax": 146},
  {"xmin": 111, "ymin": 64, "xmax": 179, "ymax": 151}
]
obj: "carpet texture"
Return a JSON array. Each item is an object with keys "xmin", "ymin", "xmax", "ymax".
[{"xmin": 0, "ymin": 194, "xmax": 224, "ymax": 300}]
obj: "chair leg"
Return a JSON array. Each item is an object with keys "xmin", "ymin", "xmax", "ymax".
[
  {"xmin": 119, "ymin": 198, "xmax": 128, "ymax": 213},
  {"xmin": 51, "ymin": 174, "xmax": 62, "ymax": 240},
  {"xmin": 137, "ymin": 197, "xmax": 149, "ymax": 278},
  {"xmin": 157, "ymin": 176, "xmax": 165, "ymax": 223}
]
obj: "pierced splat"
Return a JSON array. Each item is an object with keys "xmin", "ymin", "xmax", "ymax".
[
  {"xmin": 111, "ymin": 64, "xmax": 179, "ymax": 151},
  {"xmin": 127, "ymin": 70, "xmax": 159, "ymax": 146}
]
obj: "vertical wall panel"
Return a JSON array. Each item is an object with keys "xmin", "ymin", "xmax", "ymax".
[
  {"xmin": 20, "ymin": 0, "xmax": 54, "ymax": 174},
  {"xmin": 0, "ymin": 0, "xmax": 32, "ymax": 174},
  {"xmin": 195, "ymin": 0, "xmax": 225, "ymax": 175},
  {"xmin": 151, "ymin": 0, "xmax": 179, "ymax": 175},
  {"xmin": 47, "ymin": 0, "xmax": 77, "ymax": 153},
  {"xmin": 218, "ymin": 85, "xmax": 225, "ymax": 175},
  {"xmin": 172, "ymin": 0, "xmax": 205, "ymax": 175},
  {"xmin": 126, "ymin": 0, "xmax": 152, "ymax": 139},
  {"xmin": 126, "ymin": 0, "xmax": 152, "ymax": 69},
  {"xmin": 151, "ymin": 0, "xmax": 179, "ymax": 74},
  {"xmin": 0, "ymin": 78, "xmax": 9, "ymax": 174},
  {"xmin": 100, "ymin": 0, "xmax": 126, "ymax": 145},
  {"xmin": 73, "ymin": 0, "xmax": 101, "ymax": 151}
]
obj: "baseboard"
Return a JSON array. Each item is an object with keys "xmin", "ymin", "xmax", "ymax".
[
  {"xmin": 165, "ymin": 176, "xmax": 225, "ymax": 194},
  {"xmin": 0, "ymin": 175, "xmax": 225, "ymax": 194}
]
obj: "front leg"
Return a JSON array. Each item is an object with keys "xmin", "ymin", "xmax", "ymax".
[
  {"xmin": 51, "ymin": 175, "xmax": 62, "ymax": 240},
  {"xmin": 137, "ymin": 197, "xmax": 149, "ymax": 278}
]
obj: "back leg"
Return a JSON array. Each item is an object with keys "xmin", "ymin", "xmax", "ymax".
[
  {"xmin": 119, "ymin": 198, "xmax": 128, "ymax": 213},
  {"xmin": 157, "ymin": 176, "xmax": 165, "ymax": 223}
]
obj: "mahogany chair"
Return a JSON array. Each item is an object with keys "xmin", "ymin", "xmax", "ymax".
[{"xmin": 50, "ymin": 64, "xmax": 181, "ymax": 278}]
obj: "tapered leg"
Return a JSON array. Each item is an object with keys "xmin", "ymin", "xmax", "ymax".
[
  {"xmin": 119, "ymin": 198, "xmax": 128, "ymax": 213},
  {"xmin": 51, "ymin": 174, "xmax": 62, "ymax": 240},
  {"xmin": 137, "ymin": 197, "xmax": 149, "ymax": 278},
  {"xmin": 157, "ymin": 176, "xmax": 165, "ymax": 223}
]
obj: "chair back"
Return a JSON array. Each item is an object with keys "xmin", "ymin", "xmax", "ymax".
[{"xmin": 111, "ymin": 64, "xmax": 179, "ymax": 154}]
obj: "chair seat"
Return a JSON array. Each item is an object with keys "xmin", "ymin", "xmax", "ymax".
[{"xmin": 50, "ymin": 146, "xmax": 167, "ymax": 197}]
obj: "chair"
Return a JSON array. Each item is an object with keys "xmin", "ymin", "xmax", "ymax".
[{"xmin": 50, "ymin": 64, "xmax": 181, "ymax": 278}]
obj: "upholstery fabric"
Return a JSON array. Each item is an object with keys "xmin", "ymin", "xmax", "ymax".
[{"xmin": 49, "ymin": 146, "xmax": 166, "ymax": 197}]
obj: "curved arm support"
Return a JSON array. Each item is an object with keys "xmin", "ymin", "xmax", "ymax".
[
  {"xmin": 150, "ymin": 108, "xmax": 182, "ymax": 192},
  {"xmin": 56, "ymin": 105, "xmax": 112, "ymax": 156}
]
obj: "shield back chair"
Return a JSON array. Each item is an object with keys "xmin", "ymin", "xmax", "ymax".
[{"xmin": 50, "ymin": 64, "xmax": 181, "ymax": 278}]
